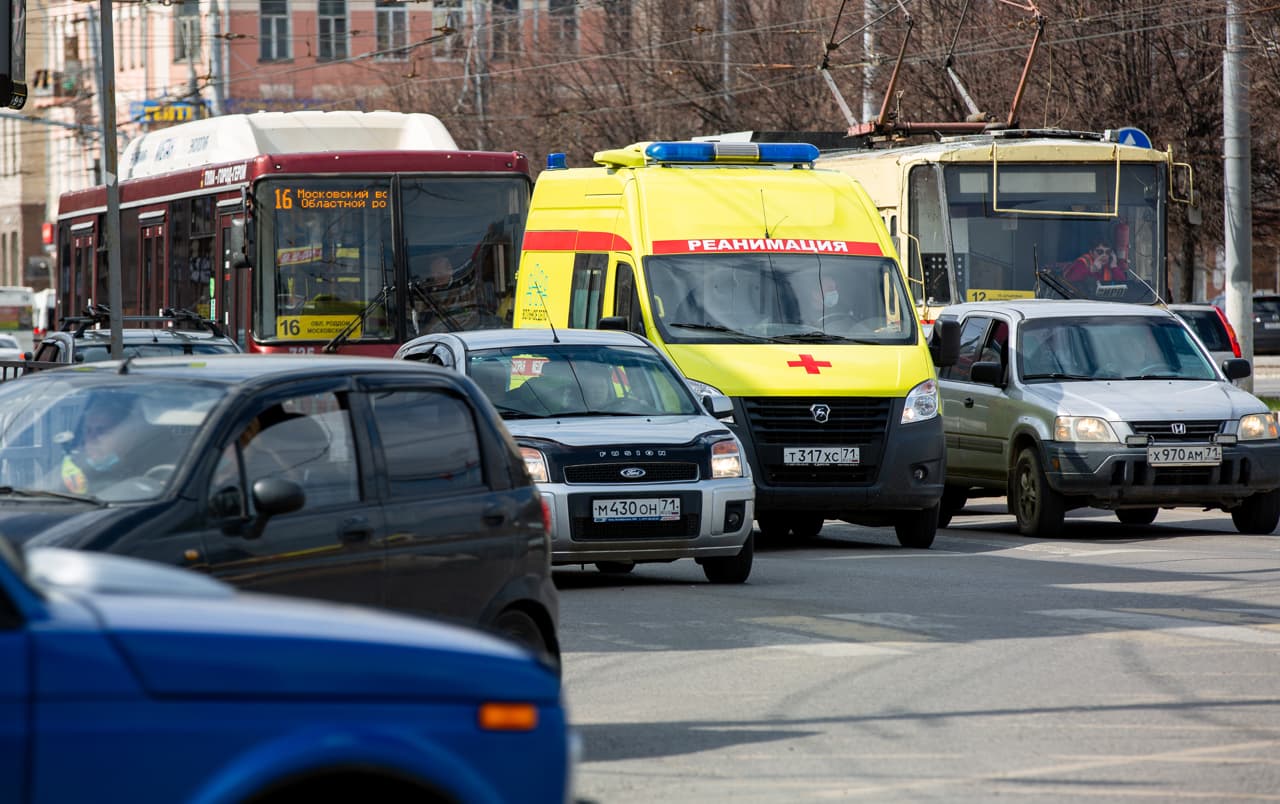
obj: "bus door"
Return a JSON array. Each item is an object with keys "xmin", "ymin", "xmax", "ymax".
[
  {"xmin": 216, "ymin": 208, "xmax": 249, "ymax": 348},
  {"xmin": 68, "ymin": 222, "xmax": 95, "ymax": 317},
  {"xmin": 138, "ymin": 210, "xmax": 166, "ymax": 316}
]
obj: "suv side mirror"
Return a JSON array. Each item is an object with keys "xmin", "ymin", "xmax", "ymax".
[
  {"xmin": 970, "ymin": 361, "xmax": 1004, "ymax": 387},
  {"xmin": 929, "ymin": 319, "xmax": 961, "ymax": 367},
  {"xmin": 1222, "ymin": 358, "xmax": 1251, "ymax": 381}
]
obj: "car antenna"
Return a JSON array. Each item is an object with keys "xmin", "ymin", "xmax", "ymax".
[{"xmin": 533, "ymin": 281, "xmax": 560, "ymax": 343}]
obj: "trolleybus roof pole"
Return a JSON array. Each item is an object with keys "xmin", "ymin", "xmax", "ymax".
[{"xmin": 92, "ymin": 0, "xmax": 123, "ymax": 359}]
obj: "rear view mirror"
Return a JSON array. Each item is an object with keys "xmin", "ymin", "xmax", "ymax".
[
  {"xmin": 1222, "ymin": 358, "xmax": 1251, "ymax": 381},
  {"xmin": 597, "ymin": 316, "xmax": 627, "ymax": 331},
  {"xmin": 242, "ymin": 477, "xmax": 305, "ymax": 539},
  {"xmin": 970, "ymin": 361, "xmax": 1004, "ymax": 387},
  {"xmin": 930, "ymin": 319, "xmax": 961, "ymax": 367},
  {"xmin": 703, "ymin": 394, "xmax": 733, "ymax": 418}
]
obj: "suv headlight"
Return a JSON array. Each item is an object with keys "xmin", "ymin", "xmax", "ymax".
[
  {"xmin": 1238, "ymin": 412, "xmax": 1279, "ymax": 440},
  {"xmin": 1054, "ymin": 416, "xmax": 1118, "ymax": 442},
  {"xmin": 711, "ymin": 438, "xmax": 743, "ymax": 478},
  {"xmin": 520, "ymin": 446, "xmax": 549, "ymax": 482},
  {"xmin": 901, "ymin": 379, "xmax": 939, "ymax": 424}
]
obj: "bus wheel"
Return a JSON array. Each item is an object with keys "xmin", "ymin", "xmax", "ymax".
[{"xmin": 894, "ymin": 505, "xmax": 938, "ymax": 549}]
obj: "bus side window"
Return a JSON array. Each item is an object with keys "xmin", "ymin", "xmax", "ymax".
[
  {"xmin": 612, "ymin": 261, "xmax": 644, "ymax": 336},
  {"xmin": 569, "ymin": 253, "xmax": 607, "ymax": 329}
]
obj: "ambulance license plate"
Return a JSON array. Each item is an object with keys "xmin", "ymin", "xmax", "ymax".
[
  {"xmin": 783, "ymin": 446, "xmax": 861, "ymax": 466},
  {"xmin": 1146, "ymin": 444, "xmax": 1221, "ymax": 467},
  {"xmin": 592, "ymin": 497, "xmax": 681, "ymax": 522}
]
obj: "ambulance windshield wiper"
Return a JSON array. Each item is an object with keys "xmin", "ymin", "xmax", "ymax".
[
  {"xmin": 667, "ymin": 322, "xmax": 774, "ymax": 343},
  {"xmin": 773, "ymin": 331, "xmax": 879, "ymax": 345}
]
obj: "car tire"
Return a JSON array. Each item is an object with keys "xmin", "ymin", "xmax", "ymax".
[
  {"xmin": 755, "ymin": 513, "xmax": 791, "ymax": 543},
  {"xmin": 790, "ymin": 514, "xmax": 825, "ymax": 540},
  {"xmin": 595, "ymin": 561, "xmax": 636, "ymax": 574},
  {"xmin": 492, "ymin": 609, "xmax": 552, "ymax": 660},
  {"xmin": 1116, "ymin": 507, "xmax": 1158, "ymax": 525},
  {"xmin": 702, "ymin": 533, "xmax": 753, "ymax": 584},
  {"xmin": 1231, "ymin": 489, "xmax": 1280, "ymax": 535},
  {"xmin": 1011, "ymin": 447, "xmax": 1065, "ymax": 538},
  {"xmin": 939, "ymin": 485, "xmax": 968, "ymax": 528},
  {"xmin": 894, "ymin": 505, "xmax": 939, "ymax": 549}
]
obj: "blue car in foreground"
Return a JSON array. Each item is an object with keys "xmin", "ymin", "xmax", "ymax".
[{"xmin": 0, "ymin": 543, "xmax": 573, "ymax": 804}]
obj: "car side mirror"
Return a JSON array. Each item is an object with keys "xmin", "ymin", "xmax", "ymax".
[
  {"xmin": 703, "ymin": 394, "xmax": 733, "ymax": 418},
  {"xmin": 242, "ymin": 477, "xmax": 305, "ymax": 539},
  {"xmin": 1222, "ymin": 358, "xmax": 1251, "ymax": 381},
  {"xmin": 970, "ymin": 361, "xmax": 1005, "ymax": 387},
  {"xmin": 929, "ymin": 319, "xmax": 961, "ymax": 367},
  {"xmin": 597, "ymin": 316, "xmax": 627, "ymax": 331}
]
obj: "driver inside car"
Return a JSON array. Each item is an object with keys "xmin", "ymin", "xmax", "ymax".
[{"xmin": 60, "ymin": 396, "xmax": 154, "ymax": 495}]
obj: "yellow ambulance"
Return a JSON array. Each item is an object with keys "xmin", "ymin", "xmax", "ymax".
[{"xmin": 513, "ymin": 140, "xmax": 959, "ymax": 548}]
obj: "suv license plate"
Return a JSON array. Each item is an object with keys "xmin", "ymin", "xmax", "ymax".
[
  {"xmin": 593, "ymin": 497, "xmax": 681, "ymax": 522},
  {"xmin": 783, "ymin": 447, "xmax": 860, "ymax": 466},
  {"xmin": 1147, "ymin": 444, "xmax": 1222, "ymax": 467}
]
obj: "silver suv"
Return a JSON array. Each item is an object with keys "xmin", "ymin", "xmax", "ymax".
[{"xmin": 936, "ymin": 299, "xmax": 1280, "ymax": 536}]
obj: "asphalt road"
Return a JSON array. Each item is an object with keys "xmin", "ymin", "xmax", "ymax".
[
  {"xmin": 1252, "ymin": 354, "xmax": 1280, "ymax": 396},
  {"xmin": 558, "ymin": 505, "xmax": 1280, "ymax": 802}
]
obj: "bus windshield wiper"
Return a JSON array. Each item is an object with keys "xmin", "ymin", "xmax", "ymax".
[
  {"xmin": 0, "ymin": 485, "xmax": 102, "ymax": 504},
  {"xmin": 1034, "ymin": 269, "xmax": 1079, "ymax": 300},
  {"xmin": 322, "ymin": 284, "xmax": 392, "ymax": 354},
  {"xmin": 667, "ymin": 322, "xmax": 773, "ymax": 342}
]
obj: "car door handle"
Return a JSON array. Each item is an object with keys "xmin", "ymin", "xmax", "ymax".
[
  {"xmin": 482, "ymin": 504, "xmax": 507, "ymax": 526},
  {"xmin": 340, "ymin": 517, "xmax": 374, "ymax": 543},
  {"xmin": 964, "ymin": 397, "xmax": 975, "ymax": 408}
]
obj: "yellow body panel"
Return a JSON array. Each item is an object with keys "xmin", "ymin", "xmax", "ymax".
[{"xmin": 666, "ymin": 343, "xmax": 932, "ymax": 398}]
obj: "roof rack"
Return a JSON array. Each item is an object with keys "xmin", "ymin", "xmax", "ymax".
[{"xmin": 61, "ymin": 305, "xmax": 227, "ymax": 339}]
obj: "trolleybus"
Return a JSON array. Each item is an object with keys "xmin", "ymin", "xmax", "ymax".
[
  {"xmin": 55, "ymin": 110, "xmax": 531, "ymax": 354},
  {"xmin": 818, "ymin": 129, "xmax": 1194, "ymax": 321}
]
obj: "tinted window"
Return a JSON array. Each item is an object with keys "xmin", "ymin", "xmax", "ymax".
[
  {"xmin": 1175, "ymin": 309, "xmax": 1231, "ymax": 352},
  {"xmin": 370, "ymin": 390, "xmax": 483, "ymax": 498},
  {"xmin": 941, "ymin": 316, "xmax": 990, "ymax": 382}
]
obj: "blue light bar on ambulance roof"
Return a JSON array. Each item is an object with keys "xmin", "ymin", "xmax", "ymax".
[
  {"xmin": 644, "ymin": 141, "xmax": 819, "ymax": 165},
  {"xmin": 546, "ymin": 152, "xmax": 568, "ymax": 170}
]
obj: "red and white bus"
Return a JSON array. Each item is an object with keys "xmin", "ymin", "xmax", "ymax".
[{"xmin": 55, "ymin": 111, "xmax": 531, "ymax": 355}]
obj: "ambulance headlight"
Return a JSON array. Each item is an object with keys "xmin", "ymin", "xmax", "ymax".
[{"xmin": 901, "ymin": 379, "xmax": 940, "ymax": 424}]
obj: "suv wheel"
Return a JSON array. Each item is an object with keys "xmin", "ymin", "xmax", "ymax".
[
  {"xmin": 938, "ymin": 485, "xmax": 968, "ymax": 528},
  {"xmin": 1231, "ymin": 489, "xmax": 1280, "ymax": 534},
  {"xmin": 701, "ymin": 533, "xmax": 753, "ymax": 584},
  {"xmin": 1012, "ymin": 447, "xmax": 1065, "ymax": 538},
  {"xmin": 1116, "ymin": 507, "xmax": 1158, "ymax": 525},
  {"xmin": 895, "ymin": 505, "xmax": 939, "ymax": 548},
  {"xmin": 790, "ymin": 514, "xmax": 825, "ymax": 541}
]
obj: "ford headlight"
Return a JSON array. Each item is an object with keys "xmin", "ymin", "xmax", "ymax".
[
  {"xmin": 520, "ymin": 446, "xmax": 549, "ymax": 482},
  {"xmin": 901, "ymin": 379, "xmax": 939, "ymax": 423},
  {"xmin": 1238, "ymin": 412, "xmax": 1279, "ymax": 441},
  {"xmin": 711, "ymin": 438, "xmax": 744, "ymax": 478},
  {"xmin": 1054, "ymin": 416, "xmax": 1118, "ymax": 442}
]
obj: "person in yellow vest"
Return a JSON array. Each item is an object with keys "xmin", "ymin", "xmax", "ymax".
[{"xmin": 61, "ymin": 396, "xmax": 147, "ymax": 495}]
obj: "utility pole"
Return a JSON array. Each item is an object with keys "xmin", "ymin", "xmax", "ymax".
[
  {"xmin": 1224, "ymin": 0, "xmax": 1252, "ymax": 389},
  {"xmin": 209, "ymin": 0, "xmax": 224, "ymax": 115},
  {"xmin": 862, "ymin": 0, "xmax": 878, "ymax": 124},
  {"xmin": 93, "ymin": 0, "xmax": 123, "ymax": 358},
  {"xmin": 722, "ymin": 0, "xmax": 732, "ymax": 117}
]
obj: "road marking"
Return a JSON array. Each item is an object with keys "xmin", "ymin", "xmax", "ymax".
[
  {"xmin": 748, "ymin": 614, "xmax": 938, "ymax": 643},
  {"xmin": 1035, "ymin": 608, "xmax": 1280, "ymax": 645}
]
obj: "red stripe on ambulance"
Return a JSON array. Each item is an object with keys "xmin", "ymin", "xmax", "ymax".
[
  {"xmin": 522, "ymin": 230, "xmax": 633, "ymax": 252},
  {"xmin": 651, "ymin": 238, "xmax": 883, "ymax": 255}
]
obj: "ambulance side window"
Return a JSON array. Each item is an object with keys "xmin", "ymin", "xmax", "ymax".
[
  {"xmin": 569, "ymin": 253, "xmax": 607, "ymax": 328},
  {"xmin": 613, "ymin": 262, "xmax": 645, "ymax": 336}
]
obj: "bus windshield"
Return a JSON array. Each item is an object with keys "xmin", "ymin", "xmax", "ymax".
[
  {"xmin": 908, "ymin": 162, "xmax": 1165, "ymax": 307},
  {"xmin": 645, "ymin": 254, "xmax": 917, "ymax": 345},
  {"xmin": 256, "ymin": 176, "xmax": 526, "ymax": 346}
]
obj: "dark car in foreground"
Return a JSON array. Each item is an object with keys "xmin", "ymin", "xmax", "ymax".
[
  {"xmin": 937, "ymin": 299, "xmax": 1280, "ymax": 536},
  {"xmin": 0, "ymin": 353, "xmax": 559, "ymax": 662},
  {"xmin": 0, "ymin": 542, "xmax": 572, "ymax": 803}
]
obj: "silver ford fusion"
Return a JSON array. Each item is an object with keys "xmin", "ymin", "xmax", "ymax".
[
  {"xmin": 935, "ymin": 299, "xmax": 1280, "ymax": 537},
  {"xmin": 395, "ymin": 329, "xmax": 756, "ymax": 582}
]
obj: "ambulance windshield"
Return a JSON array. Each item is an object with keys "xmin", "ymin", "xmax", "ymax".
[{"xmin": 645, "ymin": 254, "xmax": 918, "ymax": 345}]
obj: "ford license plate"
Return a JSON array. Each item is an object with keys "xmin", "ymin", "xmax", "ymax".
[
  {"xmin": 1147, "ymin": 444, "xmax": 1221, "ymax": 467},
  {"xmin": 593, "ymin": 497, "xmax": 681, "ymax": 522},
  {"xmin": 783, "ymin": 446, "xmax": 860, "ymax": 466}
]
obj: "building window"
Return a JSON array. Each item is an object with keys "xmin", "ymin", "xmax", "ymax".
[
  {"xmin": 548, "ymin": 0, "xmax": 577, "ymax": 53},
  {"xmin": 491, "ymin": 0, "xmax": 518, "ymax": 60},
  {"xmin": 260, "ymin": 0, "xmax": 290, "ymax": 61},
  {"xmin": 432, "ymin": 0, "xmax": 463, "ymax": 60},
  {"xmin": 173, "ymin": 0, "xmax": 202, "ymax": 64},
  {"xmin": 375, "ymin": 0, "xmax": 409, "ymax": 60},
  {"xmin": 318, "ymin": 0, "xmax": 349, "ymax": 61},
  {"xmin": 604, "ymin": 0, "xmax": 631, "ymax": 48}
]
